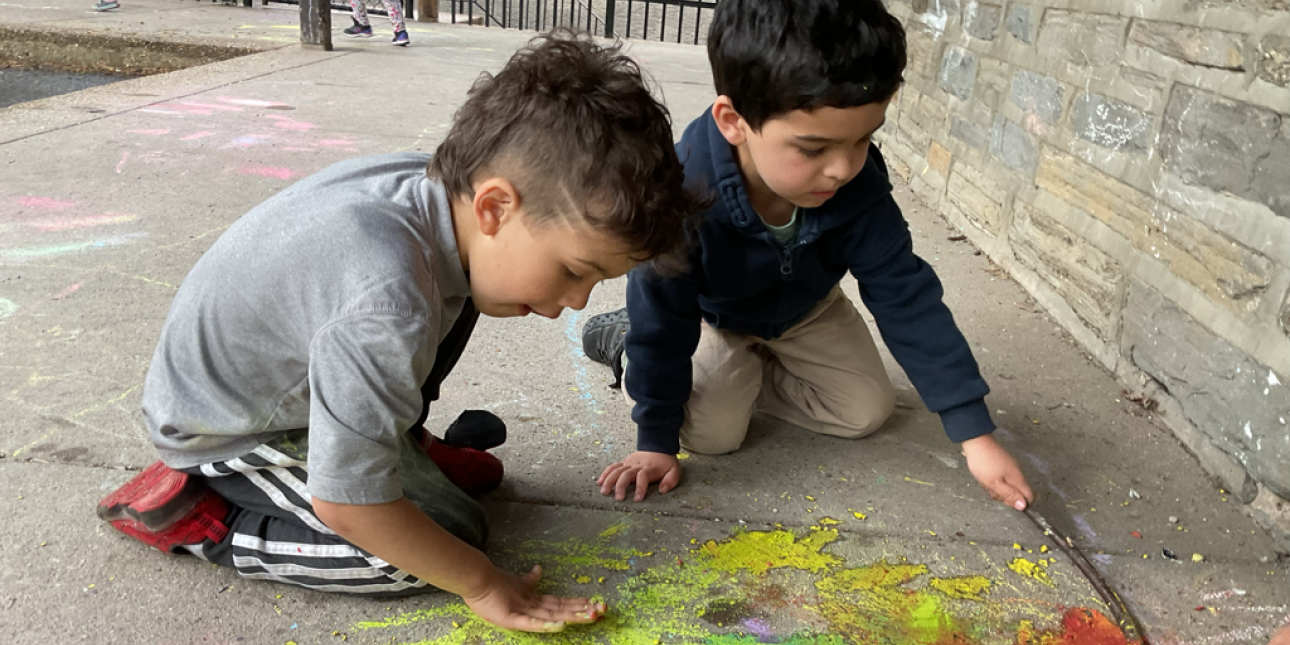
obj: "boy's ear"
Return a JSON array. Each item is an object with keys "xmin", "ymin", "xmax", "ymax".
[
  {"xmin": 712, "ymin": 97, "xmax": 749, "ymax": 146},
  {"xmin": 471, "ymin": 177, "xmax": 520, "ymax": 238}
]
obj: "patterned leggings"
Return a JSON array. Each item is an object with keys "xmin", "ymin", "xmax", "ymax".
[{"xmin": 350, "ymin": 0, "xmax": 406, "ymax": 33}]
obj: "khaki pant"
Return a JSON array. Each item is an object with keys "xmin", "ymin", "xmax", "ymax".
[{"xmin": 628, "ymin": 288, "xmax": 896, "ymax": 455}]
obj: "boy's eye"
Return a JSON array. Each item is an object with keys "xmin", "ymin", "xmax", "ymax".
[
  {"xmin": 799, "ymin": 147, "xmax": 825, "ymax": 158},
  {"xmin": 565, "ymin": 267, "xmax": 583, "ymax": 281}
]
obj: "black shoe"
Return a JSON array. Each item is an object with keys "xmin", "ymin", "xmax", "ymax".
[
  {"xmin": 442, "ymin": 410, "xmax": 507, "ymax": 451},
  {"xmin": 581, "ymin": 308, "xmax": 629, "ymax": 389}
]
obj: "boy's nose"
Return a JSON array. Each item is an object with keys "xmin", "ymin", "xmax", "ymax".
[{"xmin": 560, "ymin": 286, "xmax": 592, "ymax": 311}]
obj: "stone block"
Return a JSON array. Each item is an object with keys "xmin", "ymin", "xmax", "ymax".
[
  {"xmin": 905, "ymin": 21, "xmax": 942, "ymax": 80},
  {"xmin": 1010, "ymin": 201, "xmax": 1123, "ymax": 338},
  {"xmin": 928, "ymin": 141, "xmax": 953, "ymax": 176},
  {"xmin": 1006, "ymin": 4, "xmax": 1033, "ymax": 44},
  {"xmin": 950, "ymin": 116, "xmax": 990, "ymax": 149},
  {"xmin": 1036, "ymin": 148, "xmax": 1275, "ymax": 314},
  {"xmin": 990, "ymin": 115, "xmax": 1037, "ymax": 175},
  {"xmin": 1037, "ymin": 10, "xmax": 1128, "ymax": 67},
  {"xmin": 1010, "ymin": 70, "xmax": 1064, "ymax": 124},
  {"xmin": 1118, "ymin": 65, "xmax": 1168, "ymax": 110},
  {"xmin": 939, "ymin": 47, "xmax": 978, "ymax": 101},
  {"xmin": 1128, "ymin": 20, "xmax": 1244, "ymax": 70},
  {"xmin": 1260, "ymin": 36, "xmax": 1290, "ymax": 89},
  {"xmin": 965, "ymin": 2, "xmax": 1002, "ymax": 41},
  {"xmin": 1070, "ymin": 93, "xmax": 1153, "ymax": 153},
  {"xmin": 1160, "ymin": 85, "xmax": 1290, "ymax": 218},
  {"xmin": 978, "ymin": 58, "xmax": 1011, "ymax": 108},
  {"xmin": 1250, "ymin": 487, "xmax": 1290, "ymax": 551},
  {"xmin": 945, "ymin": 162, "xmax": 1008, "ymax": 233},
  {"xmin": 907, "ymin": 93, "xmax": 950, "ymax": 133},
  {"xmin": 1122, "ymin": 280, "xmax": 1290, "ymax": 499}
]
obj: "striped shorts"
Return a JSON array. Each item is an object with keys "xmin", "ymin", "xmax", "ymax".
[{"xmin": 179, "ymin": 431, "xmax": 488, "ymax": 597}]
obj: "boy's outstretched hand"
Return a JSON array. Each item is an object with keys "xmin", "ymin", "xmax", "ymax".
[
  {"xmin": 597, "ymin": 451, "xmax": 682, "ymax": 501},
  {"xmin": 961, "ymin": 433, "xmax": 1034, "ymax": 510},
  {"xmin": 462, "ymin": 564, "xmax": 605, "ymax": 632}
]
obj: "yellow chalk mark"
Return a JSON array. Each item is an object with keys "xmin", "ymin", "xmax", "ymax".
[
  {"xmin": 697, "ymin": 528, "xmax": 841, "ymax": 576},
  {"xmin": 1007, "ymin": 557, "xmax": 1054, "ymax": 586},
  {"xmin": 929, "ymin": 575, "xmax": 992, "ymax": 600}
]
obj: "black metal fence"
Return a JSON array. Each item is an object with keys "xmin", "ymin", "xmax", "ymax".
[{"xmin": 449, "ymin": 0, "xmax": 716, "ymax": 45}]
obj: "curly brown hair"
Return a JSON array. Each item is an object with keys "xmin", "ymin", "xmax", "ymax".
[{"xmin": 429, "ymin": 30, "xmax": 707, "ymax": 272}]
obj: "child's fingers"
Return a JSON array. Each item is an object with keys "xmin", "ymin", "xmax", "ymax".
[
  {"xmin": 658, "ymin": 466, "xmax": 681, "ymax": 494},
  {"xmin": 538, "ymin": 596, "xmax": 605, "ymax": 623},
  {"xmin": 634, "ymin": 468, "xmax": 652, "ymax": 501},
  {"xmin": 995, "ymin": 482, "xmax": 1028, "ymax": 511},
  {"xmin": 596, "ymin": 462, "xmax": 623, "ymax": 486},
  {"xmin": 599, "ymin": 464, "xmax": 627, "ymax": 494},
  {"xmin": 520, "ymin": 565, "xmax": 543, "ymax": 586},
  {"xmin": 614, "ymin": 467, "xmax": 638, "ymax": 501}
]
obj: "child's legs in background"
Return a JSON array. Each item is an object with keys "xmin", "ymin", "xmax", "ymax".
[
  {"xmin": 378, "ymin": 0, "xmax": 406, "ymax": 33},
  {"xmin": 348, "ymin": 0, "xmax": 371, "ymax": 26},
  {"xmin": 185, "ymin": 430, "xmax": 487, "ymax": 597},
  {"xmin": 757, "ymin": 287, "xmax": 895, "ymax": 439},
  {"xmin": 348, "ymin": 0, "xmax": 405, "ymax": 32}
]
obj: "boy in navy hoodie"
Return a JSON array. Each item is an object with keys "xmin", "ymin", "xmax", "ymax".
[{"xmin": 584, "ymin": 0, "xmax": 1035, "ymax": 511}]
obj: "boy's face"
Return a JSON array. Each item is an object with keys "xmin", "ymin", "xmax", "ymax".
[
  {"xmin": 467, "ymin": 200, "xmax": 638, "ymax": 319},
  {"xmin": 714, "ymin": 97, "xmax": 893, "ymax": 210}
]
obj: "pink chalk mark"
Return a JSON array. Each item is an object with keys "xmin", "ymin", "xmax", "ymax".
[
  {"xmin": 116, "ymin": 152, "xmax": 130, "ymax": 174},
  {"xmin": 319, "ymin": 139, "xmax": 358, "ymax": 147},
  {"xmin": 128, "ymin": 128, "xmax": 171, "ymax": 136},
  {"xmin": 282, "ymin": 147, "xmax": 317, "ymax": 152},
  {"xmin": 31, "ymin": 213, "xmax": 137, "ymax": 232},
  {"xmin": 181, "ymin": 131, "xmax": 217, "ymax": 141},
  {"xmin": 18, "ymin": 196, "xmax": 77, "ymax": 210},
  {"xmin": 178, "ymin": 102, "xmax": 244, "ymax": 112},
  {"xmin": 266, "ymin": 115, "xmax": 316, "ymax": 131},
  {"xmin": 217, "ymin": 97, "xmax": 288, "ymax": 108},
  {"xmin": 52, "ymin": 282, "xmax": 83, "ymax": 301},
  {"xmin": 138, "ymin": 108, "xmax": 187, "ymax": 115},
  {"xmin": 237, "ymin": 165, "xmax": 299, "ymax": 180}
]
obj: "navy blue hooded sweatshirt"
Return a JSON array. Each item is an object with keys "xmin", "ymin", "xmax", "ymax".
[{"xmin": 624, "ymin": 110, "xmax": 995, "ymax": 454}]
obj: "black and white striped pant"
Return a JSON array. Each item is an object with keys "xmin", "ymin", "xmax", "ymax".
[
  {"xmin": 175, "ymin": 299, "xmax": 487, "ymax": 597},
  {"xmin": 179, "ymin": 430, "xmax": 487, "ymax": 597}
]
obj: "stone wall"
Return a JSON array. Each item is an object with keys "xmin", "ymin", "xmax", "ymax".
[{"xmin": 875, "ymin": 0, "xmax": 1290, "ymax": 537}]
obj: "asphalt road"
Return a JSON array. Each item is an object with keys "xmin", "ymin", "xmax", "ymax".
[{"xmin": 0, "ymin": 68, "xmax": 124, "ymax": 109}]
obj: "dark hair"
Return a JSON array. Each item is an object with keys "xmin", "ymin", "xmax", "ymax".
[
  {"xmin": 430, "ymin": 30, "xmax": 705, "ymax": 270},
  {"xmin": 707, "ymin": 0, "xmax": 907, "ymax": 130}
]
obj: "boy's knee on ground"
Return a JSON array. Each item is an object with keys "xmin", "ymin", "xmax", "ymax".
[
  {"xmin": 821, "ymin": 385, "xmax": 896, "ymax": 439},
  {"xmin": 679, "ymin": 424, "xmax": 748, "ymax": 455}
]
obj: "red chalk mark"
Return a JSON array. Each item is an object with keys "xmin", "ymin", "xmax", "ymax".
[
  {"xmin": 181, "ymin": 131, "xmax": 216, "ymax": 141},
  {"xmin": 116, "ymin": 152, "xmax": 130, "ymax": 174},
  {"xmin": 1130, "ymin": 531, "xmax": 1142, "ymax": 539},
  {"xmin": 128, "ymin": 128, "xmax": 171, "ymax": 136},
  {"xmin": 52, "ymin": 282, "xmax": 83, "ymax": 300},
  {"xmin": 237, "ymin": 165, "xmax": 298, "ymax": 180},
  {"xmin": 1015, "ymin": 608, "xmax": 1136, "ymax": 645},
  {"xmin": 18, "ymin": 196, "xmax": 77, "ymax": 210},
  {"xmin": 30, "ymin": 213, "xmax": 136, "ymax": 232},
  {"xmin": 266, "ymin": 115, "xmax": 316, "ymax": 131}
]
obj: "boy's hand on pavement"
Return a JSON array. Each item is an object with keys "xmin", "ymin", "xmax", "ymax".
[
  {"xmin": 462, "ymin": 564, "xmax": 605, "ymax": 633},
  {"xmin": 961, "ymin": 433, "xmax": 1034, "ymax": 511},
  {"xmin": 1268, "ymin": 624, "xmax": 1290, "ymax": 645},
  {"xmin": 597, "ymin": 451, "xmax": 682, "ymax": 501}
]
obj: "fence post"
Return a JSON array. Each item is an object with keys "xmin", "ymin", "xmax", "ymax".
[
  {"xmin": 417, "ymin": 0, "xmax": 438, "ymax": 21},
  {"xmin": 299, "ymin": 0, "xmax": 332, "ymax": 50},
  {"xmin": 603, "ymin": 0, "xmax": 614, "ymax": 37}
]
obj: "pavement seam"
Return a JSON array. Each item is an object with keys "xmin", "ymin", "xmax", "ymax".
[{"xmin": 0, "ymin": 46, "xmax": 349, "ymax": 147}]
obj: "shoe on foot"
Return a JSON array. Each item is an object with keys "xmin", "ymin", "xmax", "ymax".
[
  {"xmin": 443, "ymin": 410, "xmax": 507, "ymax": 451},
  {"xmin": 343, "ymin": 19, "xmax": 373, "ymax": 37},
  {"xmin": 422, "ymin": 414, "xmax": 504, "ymax": 496},
  {"xmin": 92, "ymin": 0, "xmax": 119, "ymax": 10},
  {"xmin": 581, "ymin": 308, "xmax": 629, "ymax": 388},
  {"xmin": 98, "ymin": 461, "xmax": 229, "ymax": 552},
  {"xmin": 391, "ymin": 30, "xmax": 409, "ymax": 46}
]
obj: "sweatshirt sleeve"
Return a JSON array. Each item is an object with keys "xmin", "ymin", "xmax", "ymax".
[
  {"xmin": 846, "ymin": 196, "xmax": 995, "ymax": 443},
  {"xmin": 623, "ymin": 266, "xmax": 704, "ymax": 454}
]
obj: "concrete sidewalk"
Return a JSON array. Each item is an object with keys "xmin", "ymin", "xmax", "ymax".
[{"xmin": 1, "ymin": 2, "xmax": 1287, "ymax": 643}]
